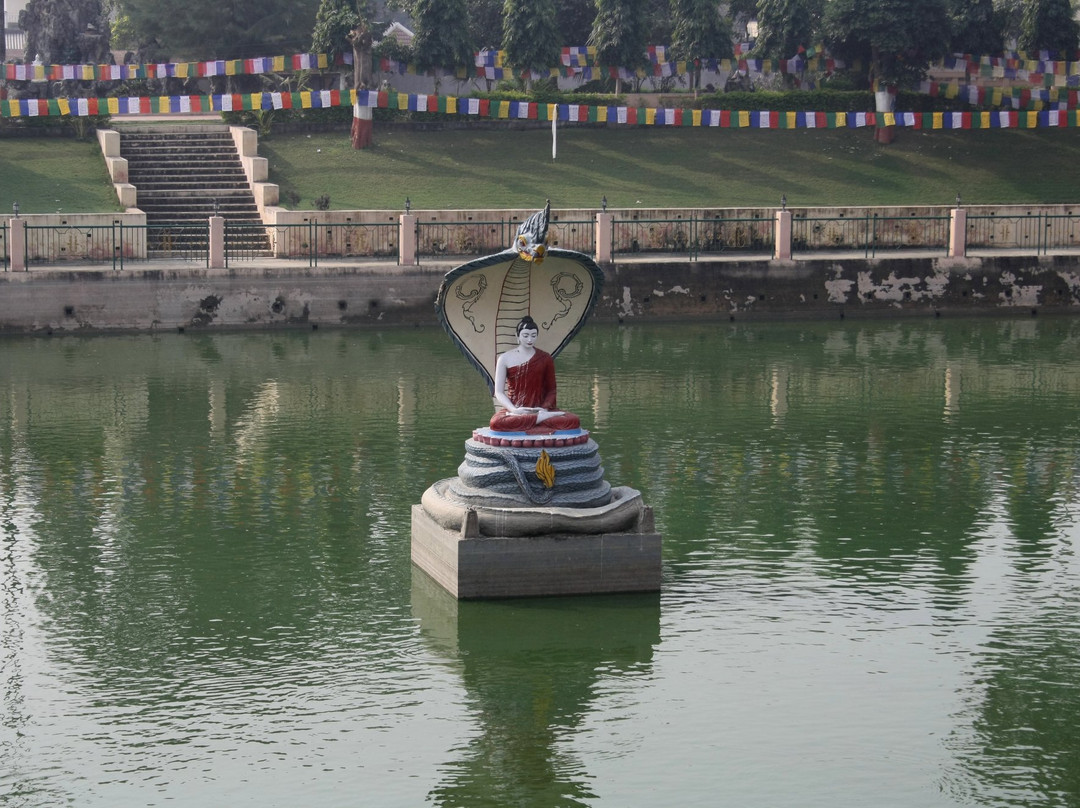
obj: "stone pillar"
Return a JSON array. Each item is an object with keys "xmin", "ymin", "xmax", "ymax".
[
  {"xmin": 774, "ymin": 208, "xmax": 792, "ymax": 261},
  {"xmin": 209, "ymin": 216, "xmax": 225, "ymax": 269},
  {"xmin": 595, "ymin": 211, "xmax": 613, "ymax": 263},
  {"xmin": 949, "ymin": 208, "xmax": 967, "ymax": 258},
  {"xmin": 400, "ymin": 213, "xmax": 417, "ymax": 265},
  {"xmin": 9, "ymin": 217, "xmax": 26, "ymax": 272}
]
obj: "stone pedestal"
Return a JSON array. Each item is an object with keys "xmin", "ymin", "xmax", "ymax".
[{"xmin": 412, "ymin": 481, "xmax": 661, "ymax": 599}]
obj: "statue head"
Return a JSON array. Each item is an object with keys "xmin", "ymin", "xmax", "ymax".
[
  {"xmin": 513, "ymin": 202, "xmax": 550, "ymax": 264},
  {"xmin": 516, "ymin": 316, "xmax": 539, "ymax": 344}
]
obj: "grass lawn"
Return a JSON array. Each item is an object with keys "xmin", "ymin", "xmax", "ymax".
[
  {"xmin": 260, "ymin": 125, "xmax": 1080, "ymax": 211},
  {"xmin": 0, "ymin": 137, "xmax": 123, "ymax": 214},
  {"xmin": 3, "ymin": 124, "xmax": 1080, "ymax": 214}
]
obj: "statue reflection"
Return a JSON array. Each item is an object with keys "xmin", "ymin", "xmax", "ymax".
[{"xmin": 411, "ymin": 569, "xmax": 660, "ymax": 807}]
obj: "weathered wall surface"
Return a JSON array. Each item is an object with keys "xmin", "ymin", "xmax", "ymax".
[
  {"xmin": 2, "ymin": 255, "xmax": 1079, "ymax": 334},
  {"xmin": 601, "ymin": 256, "xmax": 1080, "ymax": 322}
]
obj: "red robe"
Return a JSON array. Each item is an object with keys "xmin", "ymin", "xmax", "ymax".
[{"xmin": 489, "ymin": 350, "xmax": 581, "ymax": 433}]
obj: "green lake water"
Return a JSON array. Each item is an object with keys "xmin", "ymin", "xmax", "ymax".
[{"xmin": 2, "ymin": 318, "xmax": 1079, "ymax": 807}]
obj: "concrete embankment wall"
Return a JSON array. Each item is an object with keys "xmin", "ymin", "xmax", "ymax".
[{"xmin": 2, "ymin": 255, "xmax": 1079, "ymax": 334}]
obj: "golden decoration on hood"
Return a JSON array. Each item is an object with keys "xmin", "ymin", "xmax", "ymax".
[{"xmin": 535, "ymin": 449, "xmax": 556, "ymax": 488}]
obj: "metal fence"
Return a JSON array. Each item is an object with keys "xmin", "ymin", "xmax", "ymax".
[
  {"xmin": 414, "ymin": 217, "xmax": 594, "ymax": 263},
  {"xmin": 141, "ymin": 223, "xmax": 210, "ymax": 266},
  {"xmin": 416, "ymin": 219, "xmax": 516, "ymax": 262},
  {"xmin": 20, "ymin": 222, "xmax": 210, "ymax": 269},
  {"xmin": 612, "ymin": 215, "xmax": 775, "ymax": 260},
  {"xmin": 23, "ymin": 223, "xmax": 118, "ymax": 268},
  {"xmin": 243, "ymin": 221, "xmax": 400, "ymax": 266},
  {"xmin": 547, "ymin": 219, "xmax": 595, "ymax": 254},
  {"xmin": 966, "ymin": 211, "xmax": 1080, "ymax": 254},
  {"xmin": 791, "ymin": 213, "xmax": 951, "ymax": 257}
]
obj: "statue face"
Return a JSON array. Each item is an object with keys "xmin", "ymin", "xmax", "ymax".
[{"xmin": 518, "ymin": 327, "xmax": 538, "ymax": 347}]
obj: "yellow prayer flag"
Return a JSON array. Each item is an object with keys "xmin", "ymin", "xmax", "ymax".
[
  {"xmin": 272, "ymin": 56, "xmax": 286, "ymax": 71},
  {"xmin": 1026, "ymin": 111, "xmax": 1039, "ymax": 127},
  {"xmin": 882, "ymin": 112, "xmax": 895, "ymax": 126},
  {"xmin": 645, "ymin": 108, "xmax": 656, "ymax": 125},
  {"xmin": 446, "ymin": 97, "xmax": 457, "ymax": 114},
  {"xmin": 785, "ymin": 111, "xmax": 797, "ymax": 128},
  {"xmin": 979, "ymin": 112, "xmax": 990, "ymax": 128},
  {"xmin": 738, "ymin": 110, "xmax": 750, "ymax": 127},
  {"xmin": 597, "ymin": 106, "xmax": 608, "ymax": 122},
  {"xmin": 932, "ymin": 112, "xmax": 944, "ymax": 129},
  {"xmin": 498, "ymin": 100, "xmax": 510, "ymax": 118},
  {"xmin": 300, "ymin": 92, "xmax": 312, "ymax": 109},
  {"xmin": 58, "ymin": 98, "xmax": 70, "ymax": 115},
  {"xmin": 107, "ymin": 97, "xmax": 120, "ymax": 114},
  {"xmin": 694, "ymin": 110, "xmax": 703, "ymax": 126},
  {"xmin": 318, "ymin": 54, "xmax": 329, "ymax": 69}
]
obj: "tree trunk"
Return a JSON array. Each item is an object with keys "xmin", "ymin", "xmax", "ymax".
[
  {"xmin": 874, "ymin": 87, "xmax": 896, "ymax": 144},
  {"xmin": 348, "ymin": 24, "xmax": 374, "ymax": 150},
  {"xmin": 351, "ymin": 104, "xmax": 373, "ymax": 148}
]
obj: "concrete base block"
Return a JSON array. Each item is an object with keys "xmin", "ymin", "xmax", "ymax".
[{"xmin": 411, "ymin": 498, "xmax": 661, "ymax": 599}]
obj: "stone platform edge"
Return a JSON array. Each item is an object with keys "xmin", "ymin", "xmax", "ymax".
[{"xmin": 410, "ymin": 496, "xmax": 661, "ymax": 599}]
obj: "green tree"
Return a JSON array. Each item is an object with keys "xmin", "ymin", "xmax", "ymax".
[
  {"xmin": 753, "ymin": 0, "xmax": 823, "ymax": 60},
  {"xmin": 502, "ymin": 0, "xmax": 560, "ymax": 89},
  {"xmin": 468, "ymin": 0, "xmax": 503, "ymax": 50},
  {"xmin": 670, "ymin": 0, "xmax": 733, "ymax": 89},
  {"xmin": 823, "ymin": 0, "xmax": 952, "ymax": 89},
  {"xmin": 311, "ymin": 0, "xmax": 360, "ymax": 62},
  {"xmin": 949, "ymin": 0, "xmax": 1004, "ymax": 55},
  {"xmin": 113, "ymin": 0, "xmax": 321, "ymax": 60},
  {"xmin": 644, "ymin": 0, "xmax": 674, "ymax": 45},
  {"xmin": 590, "ymin": 0, "xmax": 648, "ymax": 92},
  {"xmin": 555, "ymin": 0, "xmax": 595, "ymax": 46},
  {"xmin": 994, "ymin": 0, "xmax": 1024, "ymax": 45},
  {"xmin": 1019, "ymin": 0, "xmax": 1079, "ymax": 53},
  {"xmin": 412, "ymin": 0, "xmax": 472, "ymax": 77}
]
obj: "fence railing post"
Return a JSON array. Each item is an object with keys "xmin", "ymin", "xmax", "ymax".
[
  {"xmin": 10, "ymin": 218, "xmax": 26, "ymax": 272},
  {"xmin": 400, "ymin": 213, "xmax": 417, "ymax": 265},
  {"xmin": 948, "ymin": 207, "xmax": 967, "ymax": 258},
  {"xmin": 209, "ymin": 216, "xmax": 225, "ymax": 269},
  {"xmin": 595, "ymin": 212, "xmax": 613, "ymax": 263},
  {"xmin": 774, "ymin": 208, "xmax": 792, "ymax": 260}
]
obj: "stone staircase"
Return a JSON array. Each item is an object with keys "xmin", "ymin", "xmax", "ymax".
[{"xmin": 118, "ymin": 125, "xmax": 269, "ymax": 256}]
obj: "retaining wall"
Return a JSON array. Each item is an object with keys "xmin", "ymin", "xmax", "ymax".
[{"xmin": 2, "ymin": 254, "xmax": 1078, "ymax": 335}]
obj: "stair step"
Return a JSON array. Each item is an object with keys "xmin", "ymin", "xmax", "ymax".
[{"xmin": 121, "ymin": 128, "xmax": 265, "ymax": 235}]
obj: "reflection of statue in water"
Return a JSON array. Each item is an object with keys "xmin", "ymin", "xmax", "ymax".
[
  {"xmin": 411, "ymin": 571, "xmax": 660, "ymax": 806},
  {"xmin": 490, "ymin": 316, "xmax": 581, "ymax": 433}
]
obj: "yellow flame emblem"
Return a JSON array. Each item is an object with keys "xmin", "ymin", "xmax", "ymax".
[{"xmin": 535, "ymin": 449, "xmax": 556, "ymax": 488}]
